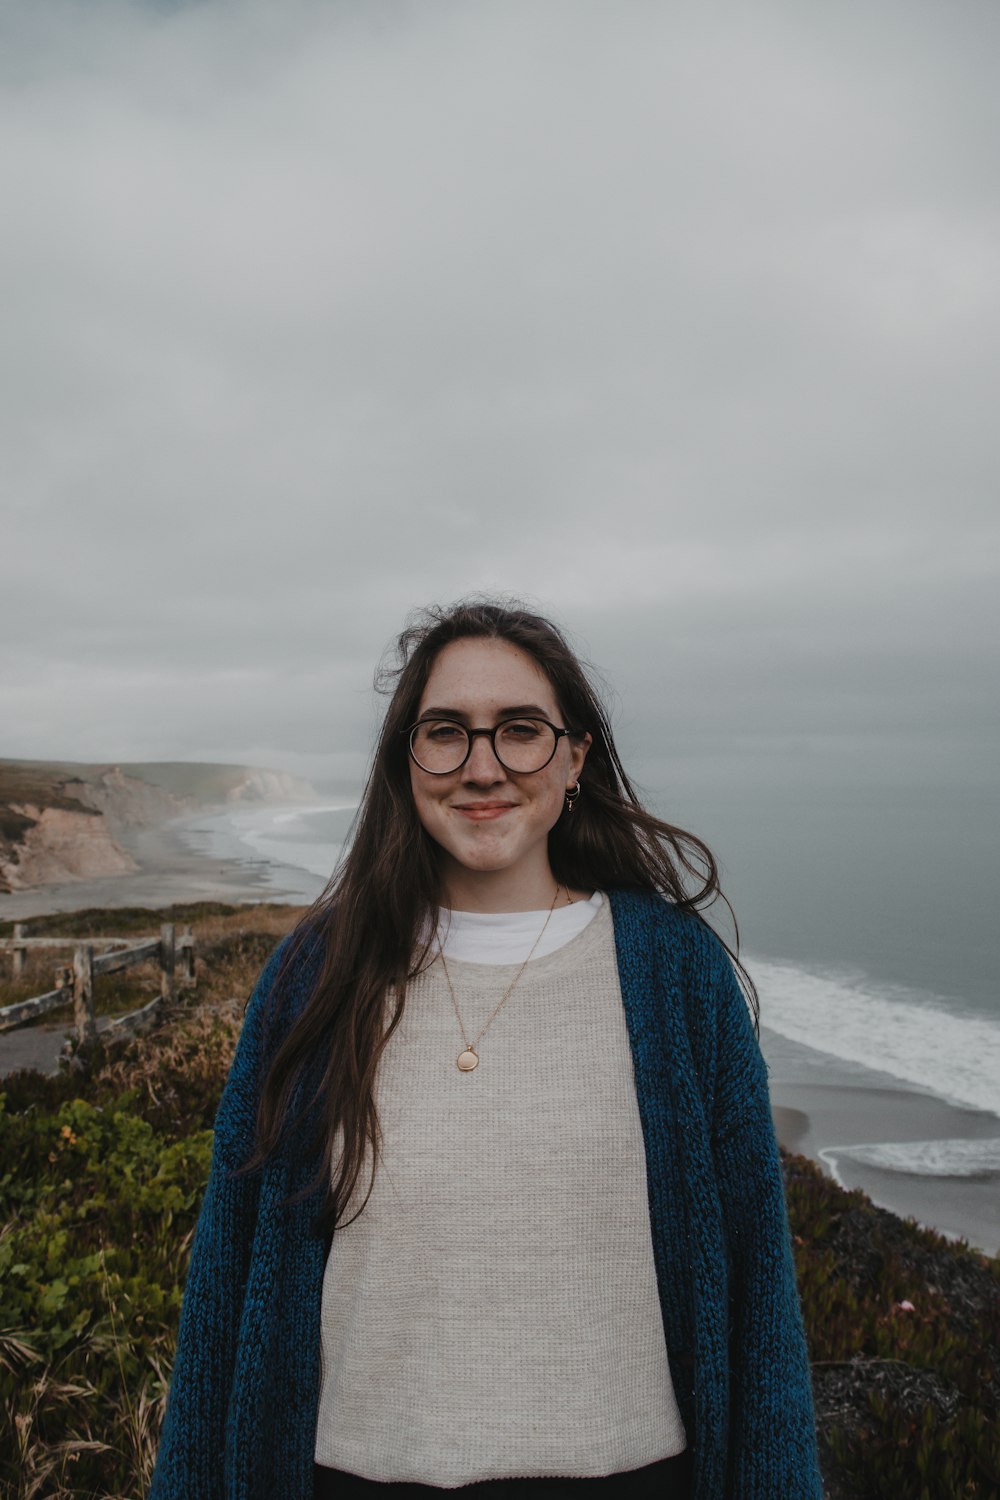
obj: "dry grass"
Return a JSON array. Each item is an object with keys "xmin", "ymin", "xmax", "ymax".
[{"xmin": 0, "ymin": 902, "xmax": 305, "ymax": 1024}]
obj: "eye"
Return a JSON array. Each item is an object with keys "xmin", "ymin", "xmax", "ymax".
[
  {"xmin": 424, "ymin": 721, "xmax": 465, "ymax": 742},
  {"xmin": 498, "ymin": 718, "xmax": 545, "ymax": 741}
]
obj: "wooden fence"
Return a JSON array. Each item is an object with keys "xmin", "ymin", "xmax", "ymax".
[{"xmin": 0, "ymin": 923, "xmax": 195, "ymax": 1044}]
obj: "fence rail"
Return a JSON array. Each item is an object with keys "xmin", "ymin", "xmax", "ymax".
[{"xmin": 0, "ymin": 923, "xmax": 195, "ymax": 1042}]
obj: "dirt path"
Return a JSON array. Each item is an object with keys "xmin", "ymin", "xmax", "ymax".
[
  {"xmin": 0, "ymin": 1015, "xmax": 126, "ymax": 1078},
  {"xmin": 0, "ymin": 1023, "xmax": 68, "ymax": 1076}
]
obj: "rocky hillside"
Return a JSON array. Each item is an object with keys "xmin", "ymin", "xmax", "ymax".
[{"xmin": 0, "ymin": 760, "xmax": 316, "ymax": 892}]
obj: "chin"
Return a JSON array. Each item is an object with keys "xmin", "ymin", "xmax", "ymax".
[
  {"xmin": 451, "ymin": 848, "xmax": 514, "ymax": 874},
  {"xmin": 439, "ymin": 834, "xmax": 521, "ymax": 874}
]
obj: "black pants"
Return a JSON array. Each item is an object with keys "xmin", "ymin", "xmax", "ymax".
[{"xmin": 314, "ymin": 1451, "xmax": 693, "ymax": 1498}]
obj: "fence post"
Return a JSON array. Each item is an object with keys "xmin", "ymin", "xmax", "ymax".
[
  {"xmin": 160, "ymin": 924, "xmax": 176, "ymax": 1002},
  {"xmin": 180, "ymin": 924, "xmax": 195, "ymax": 987},
  {"xmin": 12, "ymin": 923, "xmax": 27, "ymax": 978},
  {"xmin": 73, "ymin": 944, "xmax": 96, "ymax": 1044}
]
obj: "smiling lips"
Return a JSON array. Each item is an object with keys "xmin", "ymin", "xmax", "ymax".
[{"xmin": 452, "ymin": 801, "xmax": 517, "ymax": 820}]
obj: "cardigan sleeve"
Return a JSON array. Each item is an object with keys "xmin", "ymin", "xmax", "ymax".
[
  {"xmin": 149, "ymin": 939, "xmax": 291, "ymax": 1500},
  {"xmin": 707, "ymin": 944, "xmax": 824, "ymax": 1499}
]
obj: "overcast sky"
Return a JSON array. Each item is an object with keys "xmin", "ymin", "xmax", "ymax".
[{"xmin": 2, "ymin": 0, "xmax": 997, "ymax": 801}]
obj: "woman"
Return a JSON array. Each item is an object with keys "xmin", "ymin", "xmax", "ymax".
[{"xmin": 150, "ymin": 601, "xmax": 823, "ymax": 1500}]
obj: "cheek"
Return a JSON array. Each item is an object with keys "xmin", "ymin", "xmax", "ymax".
[
  {"xmin": 537, "ymin": 765, "xmax": 570, "ymax": 820},
  {"xmin": 549, "ymin": 746, "xmax": 574, "ymax": 793}
]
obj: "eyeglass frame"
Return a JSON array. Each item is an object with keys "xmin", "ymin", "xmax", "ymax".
[{"xmin": 403, "ymin": 715, "xmax": 581, "ymax": 776}]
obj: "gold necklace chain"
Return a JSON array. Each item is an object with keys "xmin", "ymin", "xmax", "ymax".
[{"xmin": 437, "ymin": 884, "xmax": 563, "ymax": 1072}]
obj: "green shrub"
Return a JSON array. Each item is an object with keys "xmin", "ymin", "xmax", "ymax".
[
  {"xmin": 0, "ymin": 1087, "xmax": 213, "ymax": 1496},
  {"xmin": 784, "ymin": 1153, "xmax": 1000, "ymax": 1498}
]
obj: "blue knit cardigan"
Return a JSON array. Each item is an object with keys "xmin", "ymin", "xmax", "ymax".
[{"xmin": 149, "ymin": 889, "xmax": 823, "ymax": 1500}]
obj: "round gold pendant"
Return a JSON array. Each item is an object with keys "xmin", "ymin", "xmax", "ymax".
[{"xmin": 457, "ymin": 1047, "xmax": 479, "ymax": 1072}]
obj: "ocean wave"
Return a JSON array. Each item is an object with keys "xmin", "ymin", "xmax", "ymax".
[
  {"xmin": 751, "ymin": 954, "xmax": 1000, "ymax": 1117},
  {"xmin": 821, "ymin": 1138, "xmax": 1000, "ymax": 1179},
  {"xmin": 173, "ymin": 804, "xmax": 342, "ymax": 889},
  {"xmin": 234, "ymin": 803, "xmax": 355, "ymax": 877}
]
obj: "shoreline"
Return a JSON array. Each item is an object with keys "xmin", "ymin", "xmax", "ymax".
[{"xmin": 764, "ymin": 1027, "xmax": 1000, "ymax": 1258}]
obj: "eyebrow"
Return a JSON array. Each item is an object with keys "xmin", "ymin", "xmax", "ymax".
[{"xmin": 418, "ymin": 704, "xmax": 555, "ymax": 722}]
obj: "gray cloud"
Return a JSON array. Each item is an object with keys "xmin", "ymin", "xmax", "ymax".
[{"xmin": 1, "ymin": 0, "xmax": 997, "ymax": 796}]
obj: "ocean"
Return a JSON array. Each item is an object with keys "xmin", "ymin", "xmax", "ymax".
[{"xmin": 666, "ymin": 783, "xmax": 1000, "ymax": 1117}]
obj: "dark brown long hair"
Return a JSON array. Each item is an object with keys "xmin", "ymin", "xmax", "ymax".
[{"xmin": 251, "ymin": 599, "xmax": 756, "ymax": 1232}]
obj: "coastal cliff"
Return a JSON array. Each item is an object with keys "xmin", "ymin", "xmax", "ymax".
[
  {"xmin": 0, "ymin": 759, "xmax": 317, "ymax": 893},
  {"xmin": 0, "ymin": 802, "xmax": 138, "ymax": 889}
]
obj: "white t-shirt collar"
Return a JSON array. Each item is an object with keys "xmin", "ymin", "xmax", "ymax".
[{"xmin": 435, "ymin": 891, "xmax": 603, "ymax": 964}]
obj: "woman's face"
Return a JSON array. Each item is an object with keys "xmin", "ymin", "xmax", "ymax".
[{"xmin": 408, "ymin": 636, "xmax": 590, "ymax": 908}]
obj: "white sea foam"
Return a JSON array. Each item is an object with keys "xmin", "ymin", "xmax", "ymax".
[
  {"xmin": 173, "ymin": 802, "xmax": 354, "ymax": 891},
  {"xmin": 821, "ymin": 1138, "xmax": 1000, "ymax": 1179},
  {"xmin": 751, "ymin": 954, "xmax": 1000, "ymax": 1118},
  {"xmin": 233, "ymin": 803, "xmax": 355, "ymax": 878}
]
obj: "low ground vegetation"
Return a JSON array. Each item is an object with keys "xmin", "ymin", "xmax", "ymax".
[{"xmin": 1, "ymin": 903, "xmax": 997, "ymax": 1499}]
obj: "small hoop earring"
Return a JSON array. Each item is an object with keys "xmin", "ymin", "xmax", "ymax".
[{"xmin": 564, "ymin": 781, "xmax": 581, "ymax": 813}]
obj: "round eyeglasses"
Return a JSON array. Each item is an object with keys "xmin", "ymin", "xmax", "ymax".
[{"xmin": 406, "ymin": 717, "xmax": 577, "ymax": 776}]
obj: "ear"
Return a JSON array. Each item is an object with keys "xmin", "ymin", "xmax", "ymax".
[{"xmin": 568, "ymin": 731, "xmax": 592, "ymax": 783}]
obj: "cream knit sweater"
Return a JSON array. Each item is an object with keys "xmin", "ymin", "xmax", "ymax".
[{"xmin": 314, "ymin": 896, "xmax": 686, "ymax": 1486}]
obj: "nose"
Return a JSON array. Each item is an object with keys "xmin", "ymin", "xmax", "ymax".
[{"xmin": 461, "ymin": 731, "xmax": 507, "ymax": 783}]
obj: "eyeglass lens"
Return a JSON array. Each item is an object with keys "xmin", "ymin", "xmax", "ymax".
[{"xmin": 410, "ymin": 719, "xmax": 558, "ymax": 774}]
